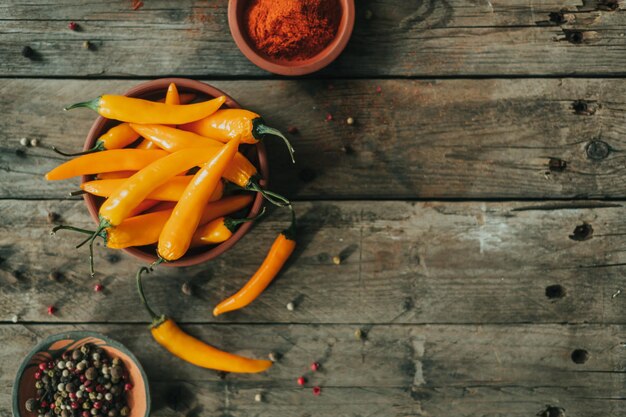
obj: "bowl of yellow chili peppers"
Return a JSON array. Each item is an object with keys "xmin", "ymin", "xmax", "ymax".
[
  {"xmin": 46, "ymin": 78, "xmax": 295, "ymax": 270},
  {"xmin": 45, "ymin": 78, "xmax": 299, "ymax": 376}
]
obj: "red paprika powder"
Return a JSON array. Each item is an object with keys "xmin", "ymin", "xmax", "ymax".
[{"xmin": 245, "ymin": 0, "xmax": 342, "ymax": 61}]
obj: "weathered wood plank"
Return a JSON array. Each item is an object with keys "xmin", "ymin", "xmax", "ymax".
[
  {"xmin": 1, "ymin": 0, "xmax": 626, "ymax": 77},
  {"xmin": 2, "ymin": 78, "xmax": 626, "ymax": 199},
  {"xmin": 2, "ymin": 200, "xmax": 625, "ymax": 324},
  {"xmin": 1, "ymin": 323, "xmax": 625, "ymax": 417}
]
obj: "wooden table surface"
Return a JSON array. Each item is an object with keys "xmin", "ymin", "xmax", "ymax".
[{"xmin": 2, "ymin": 1, "xmax": 626, "ymax": 416}]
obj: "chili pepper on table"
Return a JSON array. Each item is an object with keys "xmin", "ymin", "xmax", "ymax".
[
  {"xmin": 45, "ymin": 149, "xmax": 167, "ymax": 180},
  {"xmin": 158, "ymin": 138, "xmax": 241, "ymax": 262},
  {"xmin": 53, "ymin": 123, "xmax": 140, "ymax": 157},
  {"xmin": 180, "ymin": 109, "xmax": 295, "ymax": 163},
  {"xmin": 64, "ymin": 95, "xmax": 226, "ymax": 124},
  {"xmin": 80, "ymin": 176, "xmax": 224, "ymax": 202},
  {"xmin": 53, "ymin": 195, "xmax": 254, "ymax": 249},
  {"xmin": 213, "ymin": 205, "xmax": 296, "ymax": 316},
  {"xmin": 129, "ymin": 124, "xmax": 289, "ymax": 206},
  {"xmin": 136, "ymin": 268, "xmax": 272, "ymax": 373},
  {"xmin": 190, "ymin": 207, "xmax": 266, "ymax": 247}
]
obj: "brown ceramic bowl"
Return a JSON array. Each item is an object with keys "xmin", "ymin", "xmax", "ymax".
[
  {"xmin": 13, "ymin": 331, "xmax": 150, "ymax": 417},
  {"xmin": 228, "ymin": 0, "xmax": 355, "ymax": 76},
  {"xmin": 82, "ymin": 78, "xmax": 268, "ymax": 267}
]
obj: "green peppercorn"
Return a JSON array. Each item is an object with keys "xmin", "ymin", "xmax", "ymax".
[
  {"xmin": 108, "ymin": 410, "xmax": 118, "ymax": 417},
  {"xmin": 35, "ymin": 381, "xmax": 43, "ymax": 389},
  {"xmin": 61, "ymin": 410, "xmax": 69, "ymax": 417},
  {"xmin": 83, "ymin": 402, "xmax": 90, "ymax": 410},
  {"xmin": 47, "ymin": 370, "xmax": 55, "ymax": 377},
  {"xmin": 72, "ymin": 350, "xmax": 83, "ymax": 361},
  {"xmin": 119, "ymin": 407, "xmax": 129, "ymax": 417}
]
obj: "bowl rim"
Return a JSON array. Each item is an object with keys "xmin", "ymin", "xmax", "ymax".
[
  {"xmin": 228, "ymin": 0, "xmax": 356, "ymax": 76},
  {"xmin": 12, "ymin": 330, "xmax": 150, "ymax": 417},
  {"xmin": 82, "ymin": 77, "xmax": 269, "ymax": 267}
]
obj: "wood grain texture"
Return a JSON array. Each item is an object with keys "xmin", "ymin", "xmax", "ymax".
[
  {"xmin": 3, "ymin": 78, "xmax": 626, "ymax": 199},
  {"xmin": 1, "ymin": 199, "xmax": 625, "ymax": 324},
  {"xmin": 1, "ymin": 0, "xmax": 626, "ymax": 77},
  {"xmin": 2, "ymin": 323, "xmax": 625, "ymax": 417}
]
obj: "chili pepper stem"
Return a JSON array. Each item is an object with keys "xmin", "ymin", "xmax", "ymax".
[
  {"xmin": 51, "ymin": 224, "xmax": 97, "ymax": 237},
  {"xmin": 283, "ymin": 204, "xmax": 297, "ymax": 240},
  {"xmin": 52, "ymin": 141, "xmax": 105, "ymax": 157},
  {"xmin": 64, "ymin": 97, "xmax": 101, "ymax": 112},
  {"xmin": 246, "ymin": 178, "xmax": 290, "ymax": 207},
  {"xmin": 223, "ymin": 207, "xmax": 267, "ymax": 232},
  {"xmin": 254, "ymin": 121, "xmax": 295, "ymax": 164},
  {"xmin": 136, "ymin": 266, "xmax": 166, "ymax": 326},
  {"xmin": 75, "ymin": 219, "xmax": 110, "ymax": 277}
]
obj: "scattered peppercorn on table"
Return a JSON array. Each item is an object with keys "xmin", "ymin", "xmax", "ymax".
[{"xmin": 3, "ymin": 2, "xmax": 626, "ymax": 417}]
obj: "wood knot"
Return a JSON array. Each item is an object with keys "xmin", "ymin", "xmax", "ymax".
[
  {"xmin": 571, "ymin": 349, "xmax": 589, "ymax": 364},
  {"xmin": 585, "ymin": 140, "xmax": 610, "ymax": 160},
  {"xmin": 538, "ymin": 406, "xmax": 565, "ymax": 417},
  {"xmin": 545, "ymin": 284, "xmax": 565, "ymax": 300},
  {"xmin": 569, "ymin": 222, "xmax": 593, "ymax": 241},
  {"xmin": 548, "ymin": 158, "xmax": 567, "ymax": 172},
  {"xmin": 572, "ymin": 100, "xmax": 599, "ymax": 115},
  {"xmin": 563, "ymin": 30, "xmax": 599, "ymax": 44}
]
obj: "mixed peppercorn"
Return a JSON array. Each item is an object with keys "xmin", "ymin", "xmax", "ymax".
[{"xmin": 25, "ymin": 344, "xmax": 131, "ymax": 417}]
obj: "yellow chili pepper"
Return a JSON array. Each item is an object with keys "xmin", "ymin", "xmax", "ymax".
[
  {"xmin": 53, "ymin": 195, "xmax": 254, "ymax": 250},
  {"xmin": 213, "ymin": 206, "xmax": 296, "ymax": 316},
  {"xmin": 45, "ymin": 150, "xmax": 167, "ymax": 181},
  {"xmin": 53, "ymin": 123, "xmax": 140, "ymax": 157},
  {"xmin": 128, "ymin": 124, "xmax": 289, "ymax": 207},
  {"xmin": 190, "ymin": 207, "xmax": 266, "ymax": 247},
  {"xmin": 180, "ymin": 109, "xmax": 295, "ymax": 162},
  {"xmin": 136, "ymin": 267, "xmax": 272, "ymax": 373},
  {"xmin": 98, "ymin": 148, "xmax": 230, "ymax": 227},
  {"xmin": 96, "ymin": 170, "xmax": 137, "ymax": 180},
  {"xmin": 158, "ymin": 138, "xmax": 241, "ymax": 261},
  {"xmin": 81, "ymin": 176, "xmax": 224, "ymax": 202},
  {"xmin": 64, "ymin": 95, "xmax": 226, "ymax": 125}
]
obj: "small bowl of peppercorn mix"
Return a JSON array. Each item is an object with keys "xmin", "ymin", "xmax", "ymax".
[
  {"xmin": 13, "ymin": 331, "xmax": 149, "ymax": 417},
  {"xmin": 228, "ymin": 0, "xmax": 355, "ymax": 76}
]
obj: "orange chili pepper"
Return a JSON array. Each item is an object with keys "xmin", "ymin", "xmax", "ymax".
[
  {"xmin": 96, "ymin": 170, "xmax": 137, "ymax": 180},
  {"xmin": 45, "ymin": 150, "xmax": 167, "ymax": 181},
  {"xmin": 190, "ymin": 207, "xmax": 266, "ymax": 247},
  {"xmin": 136, "ymin": 268, "xmax": 272, "ymax": 373},
  {"xmin": 53, "ymin": 195, "xmax": 254, "ymax": 250},
  {"xmin": 128, "ymin": 199, "xmax": 160, "ymax": 217},
  {"xmin": 53, "ymin": 123, "xmax": 140, "ymax": 157},
  {"xmin": 128, "ymin": 124, "xmax": 289, "ymax": 207},
  {"xmin": 213, "ymin": 206, "xmax": 296, "ymax": 316},
  {"xmin": 180, "ymin": 108, "xmax": 295, "ymax": 162},
  {"xmin": 135, "ymin": 87, "xmax": 195, "ymax": 150},
  {"xmin": 98, "ymin": 148, "xmax": 233, "ymax": 228},
  {"xmin": 158, "ymin": 138, "xmax": 241, "ymax": 261},
  {"xmin": 64, "ymin": 95, "xmax": 226, "ymax": 124},
  {"xmin": 81, "ymin": 176, "xmax": 224, "ymax": 202}
]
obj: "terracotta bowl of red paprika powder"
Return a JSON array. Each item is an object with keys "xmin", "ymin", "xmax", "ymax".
[
  {"xmin": 81, "ymin": 78, "xmax": 268, "ymax": 267},
  {"xmin": 228, "ymin": 0, "xmax": 355, "ymax": 76}
]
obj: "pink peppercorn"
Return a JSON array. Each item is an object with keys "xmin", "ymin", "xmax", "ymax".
[
  {"xmin": 310, "ymin": 362, "xmax": 320, "ymax": 371},
  {"xmin": 376, "ymin": 86, "xmax": 382, "ymax": 94},
  {"xmin": 69, "ymin": 392, "xmax": 76, "ymax": 400},
  {"xmin": 34, "ymin": 371, "xmax": 42, "ymax": 380},
  {"xmin": 124, "ymin": 383, "xmax": 133, "ymax": 391},
  {"xmin": 71, "ymin": 402, "xmax": 79, "ymax": 410},
  {"xmin": 82, "ymin": 412, "xmax": 90, "ymax": 417},
  {"xmin": 297, "ymin": 376, "xmax": 306, "ymax": 386},
  {"xmin": 93, "ymin": 402, "xmax": 102, "ymax": 410},
  {"xmin": 312, "ymin": 386, "xmax": 321, "ymax": 396},
  {"xmin": 96, "ymin": 384, "xmax": 105, "ymax": 393},
  {"xmin": 39, "ymin": 363, "xmax": 47, "ymax": 371},
  {"xmin": 68, "ymin": 22, "xmax": 78, "ymax": 31},
  {"xmin": 47, "ymin": 361, "xmax": 54, "ymax": 369},
  {"xmin": 85, "ymin": 387, "xmax": 94, "ymax": 393},
  {"xmin": 94, "ymin": 283, "xmax": 103, "ymax": 292},
  {"xmin": 50, "ymin": 404, "xmax": 55, "ymax": 410},
  {"xmin": 40, "ymin": 401, "xmax": 48, "ymax": 408},
  {"xmin": 47, "ymin": 306, "xmax": 56, "ymax": 315},
  {"xmin": 325, "ymin": 113, "xmax": 333, "ymax": 122}
]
